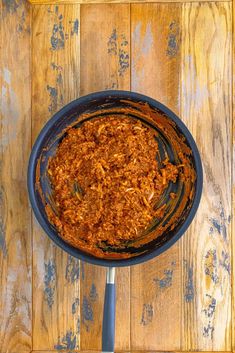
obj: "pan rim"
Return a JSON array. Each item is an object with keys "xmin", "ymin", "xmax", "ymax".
[{"xmin": 27, "ymin": 90, "xmax": 203, "ymax": 267}]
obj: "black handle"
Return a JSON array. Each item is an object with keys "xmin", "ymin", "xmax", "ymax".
[{"xmin": 102, "ymin": 267, "xmax": 116, "ymax": 353}]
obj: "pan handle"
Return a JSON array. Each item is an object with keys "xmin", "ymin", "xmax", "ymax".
[{"xmin": 102, "ymin": 267, "xmax": 116, "ymax": 353}]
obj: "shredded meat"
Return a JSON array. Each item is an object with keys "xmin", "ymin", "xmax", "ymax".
[{"xmin": 46, "ymin": 116, "xmax": 180, "ymax": 254}]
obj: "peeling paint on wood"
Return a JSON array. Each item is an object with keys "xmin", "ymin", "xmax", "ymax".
[
  {"xmin": 31, "ymin": 3, "xmax": 80, "ymax": 349},
  {"xmin": 82, "ymin": 296, "xmax": 94, "ymax": 332},
  {"xmin": 65, "ymin": 255, "xmax": 80, "ymax": 283},
  {"xmin": 202, "ymin": 294, "xmax": 216, "ymax": 339},
  {"xmin": 140, "ymin": 303, "xmax": 153, "ymax": 326},
  {"xmin": 184, "ymin": 260, "xmax": 194, "ymax": 302},
  {"xmin": 46, "ymin": 61, "xmax": 64, "ymax": 112},
  {"xmin": 47, "ymin": 85, "xmax": 58, "ymax": 112},
  {"xmin": 219, "ymin": 250, "xmax": 230, "ymax": 275},
  {"xmin": 89, "ymin": 283, "xmax": 98, "ymax": 301},
  {"xmin": 16, "ymin": 10, "xmax": 29, "ymax": 34},
  {"xmin": 153, "ymin": 262, "xmax": 176, "ymax": 289},
  {"xmin": 204, "ymin": 248, "xmax": 219, "ymax": 284},
  {"xmin": 107, "ymin": 28, "xmax": 129, "ymax": 77},
  {"xmin": 203, "ymin": 294, "xmax": 216, "ymax": 318},
  {"xmin": 0, "ymin": 187, "xmax": 7, "ymax": 257},
  {"xmin": 166, "ymin": 21, "xmax": 180, "ymax": 57},
  {"xmin": 3, "ymin": 0, "xmax": 20, "ymax": 14},
  {"xmin": 54, "ymin": 330, "xmax": 78, "ymax": 350},
  {"xmin": 44, "ymin": 259, "xmax": 56, "ymax": 308},
  {"xmin": 209, "ymin": 202, "xmax": 230, "ymax": 242},
  {"xmin": 72, "ymin": 297, "xmax": 80, "ymax": 314},
  {"xmin": 70, "ymin": 18, "xmax": 79, "ymax": 36},
  {"xmin": 50, "ymin": 7, "xmax": 65, "ymax": 51}
]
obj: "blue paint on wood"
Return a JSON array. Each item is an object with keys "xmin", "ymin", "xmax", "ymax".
[
  {"xmin": 77, "ymin": 316, "xmax": 80, "ymax": 334},
  {"xmin": 72, "ymin": 297, "xmax": 80, "ymax": 315},
  {"xmin": 54, "ymin": 330, "xmax": 77, "ymax": 350},
  {"xmin": 82, "ymin": 296, "xmax": 94, "ymax": 332},
  {"xmin": 71, "ymin": 19, "xmax": 79, "ymax": 36},
  {"xmin": 184, "ymin": 260, "xmax": 194, "ymax": 302},
  {"xmin": 211, "ymin": 218, "xmax": 224, "ymax": 235},
  {"xmin": 47, "ymin": 85, "xmax": 57, "ymax": 97},
  {"xmin": 51, "ymin": 62, "xmax": 63, "ymax": 71},
  {"xmin": 0, "ymin": 188, "xmax": 7, "ymax": 257},
  {"xmin": 118, "ymin": 49, "xmax": 129, "ymax": 77},
  {"xmin": 166, "ymin": 21, "xmax": 180, "ymax": 57},
  {"xmin": 50, "ymin": 9, "xmax": 65, "ymax": 51},
  {"xmin": 16, "ymin": 10, "xmax": 28, "ymax": 33},
  {"xmin": 219, "ymin": 250, "xmax": 230, "ymax": 275},
  {"xmin": 209, "ymin": 202, "xmax": 230, "ymax": 242},
  {"xmin": 89, "ymin": 283, "xmax": 98, "ymax": 301},
  {"xmin": 47, "ymin": 85, "xmax": 58, "ymax": 113},
  {"xmin": 202, "ymin": 294, "xmax": 216, "ymax": 339},
  {"xmin": 0, "ymin": 222, "xmax": 7, "ymax": 257},
  {"xmin": 65, "ymin": 255, "xmax": 80, "ymax": 283},
  {"xmin": 56, "ymin": 72, "xmax": 63, "ymax": 84},
  {"xmin": 155, "ymin": 269, "xmax": 173, "ymax": 288},
  {"xmin": 204, "ymin": 249, "xmax": 219, "ymax": 284},
  {"xmin": 153, "ymin": 268, "xmax": 174, "ymax": 289},
  {"xmin": 107, "ymin": 29, "xmax": 129, "ymax": 77},
  {"xmin": 203, "ymin": 294, "xmax": 216, "ymax": 318},
  {"xmin": 51, "ymin": 22, "xmax": 65, "ymax": 50},
  {"xmin": 118, "ymin": 33, "xmax": 129, "ymax": 76},
  {"xmin": 44, "ymin": 259, "xmax": 56, "ymax": 308},
  {"xmin": 140, "ymin": 303, "xmax": 153, "ymax": 326},
  {"xmin": 107, "ymin": 28, "xmax": 117, "ymax": 55},
  {"xmin": 3, "ymin": 0, "xmax": 19, "ymax": 14},
  {"xmin": 203, "ymin": 322, "xmax": 214, "ymax": 339}
]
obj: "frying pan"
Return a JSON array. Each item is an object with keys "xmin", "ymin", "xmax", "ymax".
[{"xmin": 27, "ymin": 90, "xmax": 203, "ymax": 352}]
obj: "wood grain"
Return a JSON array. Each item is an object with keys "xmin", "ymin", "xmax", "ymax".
[
  {"xmin": 30, "ymin": 350, "xmax": 232, "ymax": 353},
  {"xmin": 232, "ymin": 1, "xmax": 235, "ymax": 350},
  {"xmin": 27, "ymin": 0, "xmax": 231, "ymax": 5},
  {"xmin": 0, "ymin": 0, "xmax": 32, "ymax": 352},
  {"xmin": 80, "ymin": 4, "xmax": 130, "ymax": 350},
  {"xmin": 181, "ymin": 3, "xmax": 232, "ymax": 351},
  {"xmin": 32, "ymin": 4, "xmax": 80, "ymax": 350},
  {"xmin": 130, "ymin": 4, "xmax": 182, "ymax": 350},
  {"xmin": 0, "ymin": 0, "xmax": 233, "ymax": 351}
]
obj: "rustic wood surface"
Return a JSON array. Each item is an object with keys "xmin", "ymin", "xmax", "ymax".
[
  {"xmin": 80, "ymin": 4, "xmax": 130, "ymax": 350},
  {"xmin": 28, "ymin": 0, "xmax": 231, "ymax": 5},
  {"xmin": 32, "ymin": 4, "xmax": 80, "ymax": 351},
  {"xmin": 0, "ymin": 0, "xmax": 32, "ymax": 352},
  {"xmin": 0, "ymin": 0, "xmax": 233, "ymax": 352}
]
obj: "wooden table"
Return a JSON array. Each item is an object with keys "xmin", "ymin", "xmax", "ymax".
[{"xmin": 0, "ymin": 0, "xmax": 233, "ymax": 351}]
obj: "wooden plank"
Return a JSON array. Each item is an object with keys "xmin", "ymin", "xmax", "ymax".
[
  {"xmin": 31, "ymin": 351, "xmax": 233, "ymax": 353},
  {"xmin": 232, "ymin": 1, "xmax": 235, "ymax": 350},
  {"xmin": 0, "ymin": 0, "xmax": 32, "ymax": 352},
  {"xmin": 32, "ymin": 4, "xmax": 80, "ymax": 350},
  {"xmin": 27, "ymin": 0, "xmax": 232, "ymax": 5},
  {"xmin": 130, "ymin": 3, "xmax": 182, "ymax": 350},
  {"xmin": 80, "ymin": 4, "xmax": 130, "ymax": 350},
  {"xmin": 181, "ymin": 3, "xmax": 232, "ymax": 351}
]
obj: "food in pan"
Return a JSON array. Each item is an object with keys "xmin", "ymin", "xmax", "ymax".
[{"xmin": 45, "ymin": 114, "xmax": 194, "ymax": 258}]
